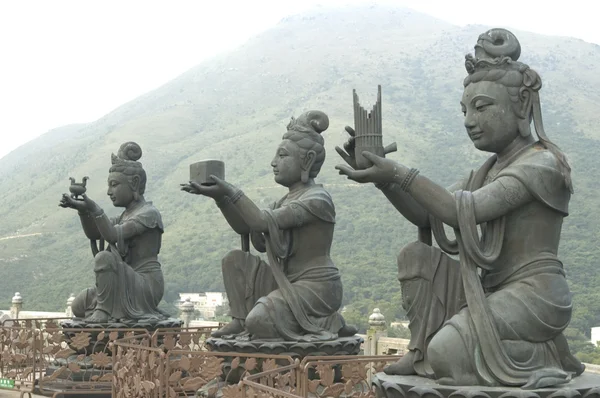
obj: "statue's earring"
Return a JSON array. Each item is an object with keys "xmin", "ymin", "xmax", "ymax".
[
  {"xmin": 301, "ymin": 169, "xmax": 310, "ymax": 183},
  {"xmin": 518, "ymin": 88, "xmax": 533, "ymax": 138},
  {"xmin": 133, "ymin": 191, "xmax": 140, "ymax": 201},
  {"xmin": 518, "ymin": 118, "xmax": 531, "ymax": 138}
]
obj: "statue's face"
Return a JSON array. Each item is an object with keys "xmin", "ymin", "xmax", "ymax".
[
  {"xmin": 107, "ymin": 172, "xmax": 134, "ymax": 207},
  {"xmin": 461, "ymin": 80, "xmax": 520, "ymax": 153},
  {"xmin": 271, "ymin": 139, "xmax": 303, "ymax": 187}
]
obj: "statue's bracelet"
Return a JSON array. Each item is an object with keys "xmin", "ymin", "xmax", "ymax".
[
  {"xmin": 230, "ymin": 189, "xmax": 245, "ymax": 204},
  {"xmin": 400, "ymin": 168, "xmax": 420, "ymax": 192}
]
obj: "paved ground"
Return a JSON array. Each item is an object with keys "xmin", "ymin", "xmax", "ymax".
[{"xmin": 0, "ymin": 390, "xmax": 45, "ymax": 397}]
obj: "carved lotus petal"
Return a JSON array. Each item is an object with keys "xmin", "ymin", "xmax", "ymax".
[
  {"xmin": 498, "ymin": 391, "xmax": 539, "ymax": 398},
  {"xmin": 449, "ymin": 390, "xmax": 492, "ymax": 398},
  {"xmin": 381, "ymin": 381, "xmax": 406, "ymax": 398},
  {"xmin": 584, "ymin": 388, "xmax": 600, "ymax": 398},
  {"xmin": 548, "ymin": 389, "xmax": 581, "ymax": 398},
  {"xmin": 407, "ymin": 386, "xmax": 444, "ymax": 398}
]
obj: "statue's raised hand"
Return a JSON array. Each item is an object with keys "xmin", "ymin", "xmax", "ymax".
[
  {"xmin": 336, "ymin": 151, "xmax": 401, "ymax": 184},
  {"xmin": 334, "ymin": 126, "xmax": 358, "ymax": 169},
  {"xmin": 180, "ymin": 175, "xmax": 236, "ymax": 200},
  {"xmin": 59, "ymin": 193, "xmax": 100, "ymax": 214}
]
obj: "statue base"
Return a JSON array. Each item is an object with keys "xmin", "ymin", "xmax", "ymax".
[
  {"xmin": 40, "ymin": 317, "xmax": 184, "ymax": 397},
  {"xmin": 373, "ymin": 372, "xmax": 600, "ymax": 398},
  {"xmin": 206, "ymin": 334, "xmax": 363, "ymax": 357},
  {"xmin": 205, "ymin": 335, "xmax": 364, "ymax": 383},
  {"xmin": 60, "ymin": 316, "xmax": 184, "ymax": 331}
]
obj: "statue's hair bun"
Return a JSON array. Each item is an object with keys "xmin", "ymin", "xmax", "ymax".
[{"xmin": 117, "ymin": 142, "xmax": 142, "ymax": 162}]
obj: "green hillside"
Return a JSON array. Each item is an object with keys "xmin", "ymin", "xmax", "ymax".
[{"xmin": 1, "ymin": 5, "xmax": 599, "ymax": 349}]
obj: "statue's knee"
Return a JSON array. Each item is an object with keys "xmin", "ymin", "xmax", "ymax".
[
  {"xmin": 427, "ymin": 325, "xmax": 465, "ymax": 372},
  {"xmin": 245, "ymin": 304, "xmax": 273, "ymax": 337},
  {"xmin": 221, "ymin": 250, "xmax": 246, "ymax": 271},
  {"xmin": 94, "ymin": 251, "xmax": 115, "ymax": 273},
  {"xmin": 71, "ymin": 288, "xmax": 94, "ymax": 318}
]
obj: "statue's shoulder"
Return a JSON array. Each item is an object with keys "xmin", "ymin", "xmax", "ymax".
[
  {"xmin": 289, "ymin": 184, "xmax": 335, "ymax": 223},
  {"xmin": 499, "ymin": 143, "xmax": 570, "ymax": 215},
  {"xmin": 514, "ymin": 144, "xmax": 561, "ymax": 169},
  {"xmin": 300, "ymin": 184, "xmax": 333, "ymax": 201},
  {"xmin": 130, "ymin": 202, "xmax": 164, "ymax": 232}
]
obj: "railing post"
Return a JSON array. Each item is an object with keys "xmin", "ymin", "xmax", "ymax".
[
  {"xmin": 10, "ymin": 292, "xmax": 23, "ymax": 320},
  {"xmin": 366, "ymin": 308, "xmax": 386, "ymax": 355},
  {"xmin": 366, "ymin": 308, "xmax": 386, "ymax": 384},
  {"xmin": 65, "ymin": 293, "xmax": 75, "ymax": 317},
  {"xmin": 181, "ymin": 298, "xmax": 195, "ymax": 328}
]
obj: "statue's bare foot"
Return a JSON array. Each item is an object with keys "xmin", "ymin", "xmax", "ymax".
[
  {"xmin": 84, "ymin": 310, "xmax": 109, "ymax": 324},
  {"xmin": 383, "ymin": 351, "xmax": 417, "ymax": 375},
  {"xmin": 211, "ymin": 318, "xmax": 245, "ymax": 338}
]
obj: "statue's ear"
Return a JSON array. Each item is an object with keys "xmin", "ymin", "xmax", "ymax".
[
  {"xmin": 130, "ymin": 175, "xmax": 141, "ymax": 192},
  {"xmin": 301, "ymin": 150, "xmax": 316, "ymax": 183},
  {"xmin": 302, "ymin": 150, "xmax": 316, "ymax": 170},
  {"xmin": 518, "ymin": 87, "xmax": 533, "ymax": 119},
  {"xmin": 517, "ymin": 88, "xmax": 534, "ymax": 137}
]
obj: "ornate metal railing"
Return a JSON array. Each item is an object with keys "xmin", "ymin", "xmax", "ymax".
[
  {"xmin": 0, "ymin": 317, "xmax": 151, "ymax": 397},
  {"xmin": 296, "ymin": 355, "xmax": 400, "ymax": 398},
  {"xmin": 112, "ymin": 333, "xmax": 164, "ymax": 398},
  {"xmin": 111, "ymin": 326, "xmax": 401, "ymax": 398},
  {"xmin": 1, "ymin": 317, "xmax": 404, "ymax": 398},
  {"xmin": 240, "ymin": 360, "xmax": 302, "ymax": 398}
]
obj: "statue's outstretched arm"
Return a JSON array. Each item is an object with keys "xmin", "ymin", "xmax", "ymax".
[
  {"xmin": 91, "ymin": 211, "xmax": 146, "ymax": 243},
  {"xmin": 377, "ymin": 183, "xmax": 430, "ymax": 228},
  {"xmin": 216, "ymin": 199, "xmax": 251, "ymax": 235},
  {"xmin": 230, "ymin": 193, "xmax": 316, "ymax": 233},
  {"xmin": 337, "ymin": 151, "xmax": 532, "ymax": 228},
  {"xmin": 78, "ymin": 211, "xmax": 102, "ymax": 240},
  {"xmin": 228, "ymin": 194, "xmax": 270, "ymax": 233},
  {"xmin": 405, "ymin": 174, "xmax": 532, "ymax": 228}
]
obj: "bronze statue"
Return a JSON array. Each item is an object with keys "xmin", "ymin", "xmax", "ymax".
[
  {"xmin": 59, "ymin": 142, "xmax": 168, "ymax": 324},
  {"xmin": 181, "ymin": 111, "xmax": 355, "ymax": 341},
  {"xmin": 336, "ymin": 29, "xmax": 584, "ymax": 388}
]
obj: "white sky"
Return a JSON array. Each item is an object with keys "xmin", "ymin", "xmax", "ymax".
[{"xmin": 1, "ymin": 0, "xmax": 598, "ymax": 160}]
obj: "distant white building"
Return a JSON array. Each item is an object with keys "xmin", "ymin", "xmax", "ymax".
[
  {"xmin": 591, "ymin": 327, "xmax": 600, "ymax": 346},
  {"xmin": 178, "ymin": 292, "xmax": 227, "ymax": 320}
]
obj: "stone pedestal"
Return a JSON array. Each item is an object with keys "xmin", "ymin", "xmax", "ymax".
[
  {"xmin": 373, "ymin": 372, "xmax": 600, "ymax": 398},
  {"xmin": 205, "ymin": 335, "xmax": 364, "ymax": 383},
  {"xmin": 42, "ymin": 317, "xmax": 185, "ymax": 397}
]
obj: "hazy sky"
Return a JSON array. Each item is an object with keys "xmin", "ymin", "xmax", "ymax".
[{"xmin": 1, "ymin": 0, "xmax": 598, "ymax": 160}]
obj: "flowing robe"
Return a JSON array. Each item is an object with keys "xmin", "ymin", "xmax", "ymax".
[
  {"xmin": 72, "ymin": 201, "xmax": 167, "ymax": 321},
  {"xmin": 402, "ymin": 144, "xmax": 584, "ymax": 387},
  {"xmin": 222, "ymin": 184, "xmax": 345, "ymax": 341}
]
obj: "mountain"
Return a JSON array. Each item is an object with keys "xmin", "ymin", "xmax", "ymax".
[{"xmin": 1, "ymin": 5, "xmax": 599, "ymax": 338}]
